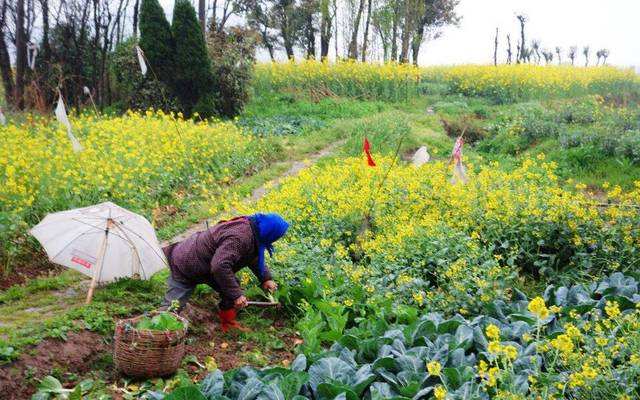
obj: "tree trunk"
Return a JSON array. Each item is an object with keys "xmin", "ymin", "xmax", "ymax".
[
  {"xmin": 333, "ymin": 0, "xmax": 338, "ymax": 59},
  {"xmin": 348, "ymin": 0, "xmax": 366, "ymax": 59},
  {"xmin": 493, "ymin": 27, "xmax": 498, "ymax": 66},
  {"xmin": 40, "ymin": 0, "xmax": 51, "ymax": 61},
  {"xmin": 15, "ymin": 0, "xmax": 27, "ymax": 109},
  {"xmin": 198, "ymin": 0, "xmax": 206, "ymax": 34},
  {"xmin": 398, "ymin": 11, "xmax": 411, "ymax": 62},
  {"xmin": 305, "ymin": 12, "xmax": 315, "ymax": 58},
  {"xmin": 391, "ymin": 0, "xmax": 400, "ymax": 61},
  {"xmin": 506, "ymin": 34, "xmax": 511, "ymax": 64},
  {"xmin": 410, "ymin": 26, "xmax": 423, "ymax": 66},
  {"xmin": 132, "ymin": 0, "xmax": 139, "ymax": 38},
  {"xmin": 0, "ymin": 0, "xmax": 14, "ymax": 106},
  {"xmin": 319, "ymin": 1, "xmax": 332, "ymax": 59},
  {"xmin": 360, "ymin": 0, "xmax": 372, "ymax": 62}
]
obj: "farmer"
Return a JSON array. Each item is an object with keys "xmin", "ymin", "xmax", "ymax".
[{"xmin": 161, "ymin": 213, "xmax": 289, "ymax": 331}]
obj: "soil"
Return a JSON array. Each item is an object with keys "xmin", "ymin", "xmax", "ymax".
[
  {"xmin": 0, "ymin": 303, "xmax": 297, "ymax": 399},
  {"xmin": 0, "ymin": 259, "xmax": 63, "ymax": 290},
  {"xmin": 0, "ymin": 331, "xmax": 110, "ymax": 399}
]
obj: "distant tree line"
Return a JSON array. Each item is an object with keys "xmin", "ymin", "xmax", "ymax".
[
  {"xmin": 1, "ymin": 0, "xmax": 462, "ymax": 112},
  {"xmin": 492, "ymin": 14, "xmax": 610, "ymax": 67}
]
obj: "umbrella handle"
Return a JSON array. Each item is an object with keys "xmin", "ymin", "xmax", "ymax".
[{"xmin": 85, "ymin": 219, "xmax": 112, "ymax": 304}]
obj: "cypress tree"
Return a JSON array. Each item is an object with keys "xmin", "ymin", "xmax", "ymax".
[
  {"xmin": 139, "ymin": 0, "xmax": 174, "ymax": 84},
  {"xmin": 171, "ymin": 0, "xmax": 214, "ymax": 114}
]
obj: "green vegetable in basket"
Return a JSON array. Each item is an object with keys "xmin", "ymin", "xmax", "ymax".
[{"xmin": 136, "ymin": 312, "xmax": 184, "ymax": 331}]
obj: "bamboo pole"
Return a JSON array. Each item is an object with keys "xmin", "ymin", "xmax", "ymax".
[{"xmin": 85, "ymin": 219, "xmax": 112, "ymax": 304}]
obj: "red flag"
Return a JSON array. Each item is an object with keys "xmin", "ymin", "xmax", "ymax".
[{"xmin": 363, "ymin": 137, "xmax": 376, "ymax": 167}]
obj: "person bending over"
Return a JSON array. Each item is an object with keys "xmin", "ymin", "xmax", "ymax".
[{"xmin": 162, "ymin": 213, "xmax": 289, "ymax": 331}]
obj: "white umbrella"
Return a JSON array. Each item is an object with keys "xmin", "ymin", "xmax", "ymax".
[{"xmin": 30, "ymin": 202, "xmax": 168, "ymax": 303}]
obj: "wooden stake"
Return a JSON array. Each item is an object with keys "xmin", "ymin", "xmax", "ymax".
[{"xmin": 85, "ymin": 219, "xmax": 112, "ymax": 304}]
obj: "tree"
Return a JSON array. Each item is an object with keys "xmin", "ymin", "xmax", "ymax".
[
  {"xmin": 347, "ymin": 0, "xmax": 367, "ymax": 59},
  {"xmin": 361, "ymin": 0, "xmax": 373, "ymax": 61},
  {"xmin": 582, "ymin": 45, "xmax": 589, "ymax": 66},
  {"xmin": 139, "ymin": 0, "xmax": 175, "ymax": 84},
  {"xmin": 531, "ymin": 39, "xmax": 540, "ymax": 64},
  {"xmin": 273, "ymin": 0, "xmax": 297, "ymax": 58},
  {"xmin": 542, "ymin": 49, "xmax": 553, "ymax": 64},
  {"xmin": 601, "ymin": 48, "xmax": 609, "ymax": 65},
  {"xmin": 237, "ymin": 0, "xmax": 277, "ymax": 60},
  {"xmin": 319, "ymin": 0, "xmax": 334, "ymax": 59},
  {"xmin": 172, "ymin": 0, "xmax": 214, "ymax": 114},
  {"xmin": 493, "ymin": 27, "xmax": 498, "ymax": 66},
  {"xmin": 372, "ymin": 1, "xmax": 394, "ymax": 61},
  {"xmin": 15, "ymin": 0, "xmax": 27, "ymax": 109},
  {"xmin": 568, "ymin": 45, "xmax": 577, "ymax": 65},
  {"xmin": 516, "ymin": 14, "xmax": 526, "ymax": 63},
  {"xmin": 555, "ymin": 46, "xmax": 561, "ymax": 64},
  {"xmin": 410, "ymin": 0, "xmax": 460, "ymax": 66},
  {"xmin": 506, "ymin": 33, "xmax": 512, "ymax": 64},
  {"xmin": 0, "ymin": 0, "xmax": 15, "ymax": 105},
  {"xmin": 297, "ymin": 0, "xmax": 318, "ymax": 59},
  {"xmin": 199, "ymin": 0, "xmax": 206, "ymax": 33}
]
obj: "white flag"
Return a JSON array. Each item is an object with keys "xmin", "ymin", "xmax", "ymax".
[
  {"xmin": 450, "ymin": 159, "xmax": 468, "ymax": 185},
  {"xmin": 27, "ymin": 42, "xmax": 38, "ymax": 70},
  {"xmin": 412, "ymin": 146, "xmax": 430, "ymax": 167},
  {"xmin": 83, "ymin": 86, "xmax": 91, "ymax": 95},
  {"xmin": 0, "ymin": 108, "xmax": 6, "ymax": 126},
  {"xmin": 136, "ymin": 46, "xmax": 147, "ymax": 76},
  {"xmin": 55, "ymin": 94, "xmax": 83, "ymax": 152}
]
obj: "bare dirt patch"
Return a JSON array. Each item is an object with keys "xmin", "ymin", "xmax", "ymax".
[{"xmin": 0, "ymin": 331, "xmax": 109, "ymax": 399}]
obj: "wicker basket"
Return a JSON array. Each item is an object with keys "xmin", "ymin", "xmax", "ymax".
[{"xmin": 114, "ymin": 312, "xmax": 189, "ymax": 378}]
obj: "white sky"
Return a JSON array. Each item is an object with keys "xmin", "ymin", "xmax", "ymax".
[
  {"xmin": 422, "ymin": 0, "xmax": 640, "ymax": 67},
  {"xmin": 159, "ymin": 0, "xmax": 640, "ymax": 68}
]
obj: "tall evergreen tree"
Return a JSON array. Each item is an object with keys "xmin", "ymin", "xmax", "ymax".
[
  {"xmin": 172, "ymin": 0, "xmax": 213, "ymax": 114},
  {"xmin": 139, "ymin": 0, "xmax": 175, "ymax": 83}
]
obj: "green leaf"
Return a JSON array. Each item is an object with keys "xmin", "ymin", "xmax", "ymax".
[
  {"xmin": 308, "ymin": 357, "xmax": 355, "ymax": 392},
  {"xmin": 291, "ymin": 354, "xmax": 307, "ymax": 372},
  {"xmin": 164, "ymin": 386, "xmax": 207, "ymax": 400},
  {"xmin": 200, "ymin": 370, "xmax": 225, "ymax": 399},
  {"xmin": 259, "ymin": 383, "xmax": 285, "ymax": 400},
  {"xmin": 316, "ymin": 383, "xmax": 358, "ymax": 400},
  {"xmin": 280, "ymin": 371, "xmax": 309, "ymax": 400},
  {"xmin": 37, "ymin": 376, "xmax": 65, "ymax": 393},
  {"xmin": 453, "ymin": 325, "xmax": 474, "ymax": 350},
  {"xmin": 372, "ymin": 357, "xmax": 395, "ymax": 371},
  {"xmin": 238, "ymin": 378, "xmax": 264, "ymax": 400}
]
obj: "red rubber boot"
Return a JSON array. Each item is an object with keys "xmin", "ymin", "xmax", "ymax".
[{"xmin": 218, "ymin": 308, "xmax": 249, "ymax": 332}]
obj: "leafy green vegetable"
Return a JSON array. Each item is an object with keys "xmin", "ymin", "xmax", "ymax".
[{"xmin": 136, "ymin": 312, "xmax": 184, "ymax": 331}]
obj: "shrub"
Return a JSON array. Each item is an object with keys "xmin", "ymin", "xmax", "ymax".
[
  {"xmin": 139, "ymin": 0, "xmax": 175, "ymax": 85},
  {"xmin": 171, "ymin": 0, "xmax": 215, "ymax": 115},
  {"xmin": 441, "ymin": 115, "xmax": 487, "ymax": 144},
  {"xmin": 109, "ymin": 39, "xmax": 178, "ymax": 112},
  {"xmin": 207, "ymin": 27, "xmax": 257, "ymax": 118}
]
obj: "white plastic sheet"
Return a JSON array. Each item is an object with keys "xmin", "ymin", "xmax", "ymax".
[
  {"xmin": 136, "ymin": 46, "xmax": 147, "ymax": 76},
  {"xmin": 55, "ymin": 93, "xmax": 83, "ymax": 152},
  {"xmin": 412, "ymin": 146, "xmax": 430, "ymax": 167}
]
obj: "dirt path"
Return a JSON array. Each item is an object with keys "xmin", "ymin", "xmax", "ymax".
[{"xmin": 163, "ymin": 139, "xmax": 344, "ymax": 246}]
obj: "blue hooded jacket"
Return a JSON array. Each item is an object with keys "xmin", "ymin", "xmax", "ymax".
[{"xmin": 248, "ymin": 213, "xmax": 290, "ymax": 280}]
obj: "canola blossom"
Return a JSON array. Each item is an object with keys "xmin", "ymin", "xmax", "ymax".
[
  {"xmin": 0, "ymin": 110, "xmax": 271, "ymax": 266},
  {"xmin": 254, "ymin": 59, "xmax": 422, "ymax": 101},
  {"xmin": 233, "ymin": 156, "xmax": 640, "ymax": 313},
  {"xmin": 423, "ymin": 64, "xmax": 640, "ymax": 102}
]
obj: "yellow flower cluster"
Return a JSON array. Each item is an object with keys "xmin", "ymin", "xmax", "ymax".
[
  {"xmin": 254, "ymin": 59, "xmax": 422, "ymax": 101},
  {"xmin": 424, "ymin": 64, "xmax": 639, "ymax": 101},
  {"xmin": 0, "ymin": 110, "xmax": 268, "ymax": 264},
  {"xmin": 233, "ymin": 155, "xmax": 640, "ymax": 310}
]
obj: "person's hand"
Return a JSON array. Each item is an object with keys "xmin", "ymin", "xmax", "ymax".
[
  {"xmin": 262, "ymin": 280, "xmax": 278, "ymax": 293},
  {"xmin": 234, "ymin": 295, "xmax": 248, "ymax": 309}
]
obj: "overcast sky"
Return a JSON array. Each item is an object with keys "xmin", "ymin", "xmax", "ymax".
[
  {"xmin": 421, "ymin": 0, "xmax": 640, "ymax": 67},
  {"xmin": 159, "ymin": 0, "xmax": 640, "ymax": 68}
]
